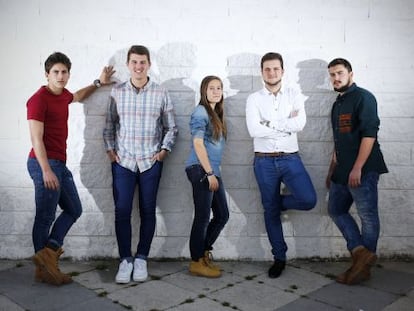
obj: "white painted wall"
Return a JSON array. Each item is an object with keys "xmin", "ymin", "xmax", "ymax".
[{"xmin": 1, "ymin": 0, "xmax": 413, "ymax": 259}]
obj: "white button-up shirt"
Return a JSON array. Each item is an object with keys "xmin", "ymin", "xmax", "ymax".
[{"xmin": 245, "ymin": 85, "xmax": 306, "ymax": 153}]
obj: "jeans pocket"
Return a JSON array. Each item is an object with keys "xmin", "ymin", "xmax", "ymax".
[{"xmin": 185, "ymin": 164, "xmax": 205, "ymax": 184}]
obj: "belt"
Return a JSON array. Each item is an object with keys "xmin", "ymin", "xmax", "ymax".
[{"xmin": 254, "ymin": 151, "xmax": 298, "ymax": 157}]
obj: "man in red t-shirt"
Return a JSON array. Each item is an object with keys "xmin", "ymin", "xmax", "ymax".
[{"xmin": 27, "ymin": 52, "xmax": 114, "ymax": 285}]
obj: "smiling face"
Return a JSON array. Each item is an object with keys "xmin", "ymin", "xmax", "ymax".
[
  {"xmin": 261, "ymin": 59, "xmax": 284, "ymax": 90},
  {"xmin": 127, "ymin": 53, "xmax": 150, "ymax": 86},
  {"xmin": 329, "ymin": 64, "xmax": 353, "ymax": 93},
  {"xmin": 45, "ymin": 63, "xmax": 70, "ymax": 94},
  {"xmin": 206, "ymin": 79, "xmax": 223, "ymax": 105}
]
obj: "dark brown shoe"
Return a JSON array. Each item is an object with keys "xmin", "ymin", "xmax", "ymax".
[
  {"xmin": 346, "ymin": 246, "xmax": 376, "ymax": 285},
  {"xmin": 336, "ymin": 266, "xmax": 371, "ymax": 284}
]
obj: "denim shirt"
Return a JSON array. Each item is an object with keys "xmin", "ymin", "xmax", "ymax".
[{"xmin": 185, "ymin": 105, "xmax": 225, "ymax": 177}]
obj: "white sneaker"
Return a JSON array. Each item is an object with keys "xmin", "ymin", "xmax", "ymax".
[
  {"xmin": 115, "ymin": 259, "xmax": 133, "ymax": 284},
  {"xmin": 133, "ymin": 258, "xmax": 148, "ymax": 281}
]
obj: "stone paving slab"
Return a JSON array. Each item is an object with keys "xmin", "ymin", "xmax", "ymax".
[
  {"xmin": 207, "ymin": 278, "xmax": 299, "ymax": 311},
  {"xmin": 382, "ymin": 289, "xmax": 414, "ymax": 311},
  {"xmin": 276, "ymin": 297, "xmax": 342, "ymax": 311},
  {"xmin": 0, "ymin": 259, "xmax": 413, "ymax": 311},
  {"xmin": 257, "ymin": 264, "xmax": 333, "ymax": 296},
  {"xmin": 0, "ymin": 263, "xmax": 125, "ymax": 311},
  {"xmin": 0, "ymin": 295, "xmax": 25, "ymax": 311},
  {"xmin": 308, "ymin": 282, "xmax": 399, "ymax": 311}
]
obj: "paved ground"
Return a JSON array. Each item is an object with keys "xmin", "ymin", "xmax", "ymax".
[{"xmin": 0, "ymin": 258, "xmax": 413, "ymax": 311}]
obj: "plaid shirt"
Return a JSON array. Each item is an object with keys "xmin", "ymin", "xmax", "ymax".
[{"xmin": 103, "ymin": 79, "xmax": 178, "ymax": 173}]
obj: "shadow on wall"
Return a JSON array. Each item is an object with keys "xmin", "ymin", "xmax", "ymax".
[
  {"xmin": 155, "ymin": 42, "xmax": 197, "ymax": 259},
  {"xmin": 221, "ymin": 52, "xmax": 270, "ymax": 260},
  {"xmin": 78, "ymin": 47, "xmax": 136, "ymax": 258},
  {"xmin": 293, "ymin": 58, "xmax": 338, "ymax": 257}
]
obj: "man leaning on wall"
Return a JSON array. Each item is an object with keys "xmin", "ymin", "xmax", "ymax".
[
  {"xmin": 326, "ymin": 58, "xmax": 388, "ymax": 285},
  {"xmin": 103, "ymin": 45, "xmax": 178, "ymax": 284},
  {"xmin": 245, "ymin": 52, "xmax": 317, "ymax": 279},
  {"xmin": 27, "ymin": 52, "xmax": 114, "ymax": 286}
]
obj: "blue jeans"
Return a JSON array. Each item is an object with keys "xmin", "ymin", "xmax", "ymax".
[
  {"xmin": 186, "ymin": 165, "xmax": 229, "ymax": 261},
  {"xmin": 253, "ymin": 154, "xmax": 317, "ymax": 261},
  {"xmin": 27, "ymin": 158, "xmax": 82, "ymax": 253},
  {"xmin": 112, "ymin": 161, "xmax": 163, "ymax": 260},
  {"xmin": 328, "ymin": 172, "xmax": 380, "ymax": 253}
]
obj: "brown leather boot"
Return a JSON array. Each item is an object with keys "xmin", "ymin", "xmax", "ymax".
[
  {"xmin": 32, "ymin": 247, "xmax": 65, "ymax": 285},
  {"xmin": 56, "ymin": 248, "xmax": 73, "ymax": 284},
  {"xmin": 345, "ymin": 246, "xmax": 376, "ymax": 285},
  {"xmin": 189, "ymin": 258, "xmax": 221, "ymax": 278},
  {"xmin": 336, "ymin": 266, "xmax": 371, "ymax": 284},
  {"xmin": 203, "ymin": 251, "xmax": 220, "ymax": 271}
]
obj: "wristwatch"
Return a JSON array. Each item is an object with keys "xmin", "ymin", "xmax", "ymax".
[{"xmin": 93, "ymin": 79, "xmax": 101, "ymax": 88}]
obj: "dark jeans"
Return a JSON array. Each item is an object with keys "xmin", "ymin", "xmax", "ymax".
[
  {"xmin": 328, "ymin": 172, "xmax": 380, "ymax": 253},
  {"xmin": 27, "ymin": 157, "xmax": 82, "ymax": 253},
  {"xmin": 186, "ymin": 165, "xmax": 229, "ymax": 261},
  {"xmin": 253, "ymin": 153, "xmax": 317, "ymax": 261},
  {"xmin": 112, "ymin": 161, "xmax": 163, "ymax": 260}
]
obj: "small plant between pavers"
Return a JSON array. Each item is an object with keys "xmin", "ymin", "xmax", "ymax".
[
  {"xmin": 15, "ymin": 262, "xmax": 24, "ymax": 268},
  {"xmin": 180, "ymin": 298, "xmax": 194, "ymax": 304},
  {"xmin": 222, "ymin": 301, "xmax": 240, "ymax": 309},
  {"xmin": 245, "ymin": 274, "xmax": 257, "ymax": 280},
  {"xmin": 324, "ymin": 273, "xmax": 336, "ymax": 279},
  {"xmin": 95, "ymin": 263, "xmax": 109, "ymax": 270},
  {"xmin": 97, "ymin": 291, "xmax": 108, "ymax": 297},
  {"xmin": 150, "ymin": 275, "xmax": 161, "ymax": 280},
  {"xmin": 198, "ymin": 294, "xmax": 206, "ymax": 298},
  {"xmin": 68, "ymin": 271, "xmax": 80, "ymax": 276}
]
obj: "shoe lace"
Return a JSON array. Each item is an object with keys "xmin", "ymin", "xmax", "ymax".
[
  {"xmin": 119, "ymin": 260, "xmax": 130, "ymax": 273},
  {"xmin": 204, "ymin": 251, "xmax": 215, "ymax": 268},
  {"xmin": 135, "ymin": 259, "xmax": 146, "ymax": 270}
]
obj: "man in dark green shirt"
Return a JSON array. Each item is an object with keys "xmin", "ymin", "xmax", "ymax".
[{"xmin": 326, "ymin": 58, "xmax": 388, "ymax": 286}]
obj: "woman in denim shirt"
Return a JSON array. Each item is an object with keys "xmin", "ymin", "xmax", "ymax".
[{"xmin": 185, "ymin": 76, "xmax": 229, "ymax": 278}]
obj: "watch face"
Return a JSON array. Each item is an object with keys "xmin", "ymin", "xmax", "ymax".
[{"xmin": 94, "ymin": 79, "xmax": 101, "ymax": 87}]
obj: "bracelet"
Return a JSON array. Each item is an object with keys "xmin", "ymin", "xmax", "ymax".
[{"xmin": 206, "ymin": 171, "xmax": 214, "ymax": 176}]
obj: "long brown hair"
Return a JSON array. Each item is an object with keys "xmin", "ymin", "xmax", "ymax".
[{"xmin": 199, "ymin": 76, "xmax": 227, "ymax": 141}]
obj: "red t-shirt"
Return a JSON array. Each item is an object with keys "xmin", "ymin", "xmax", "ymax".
[{"xmin": 27, "ymin": 86, "xmax": 74, "ymax": 162}]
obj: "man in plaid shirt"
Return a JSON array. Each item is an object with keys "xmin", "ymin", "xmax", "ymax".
[{"xmin": 103, "ymin": 45, "xmax": 178, "ymax": 284}]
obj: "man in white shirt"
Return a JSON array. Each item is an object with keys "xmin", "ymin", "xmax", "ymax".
[{"xmin": 246, "ymin": 52, "xmax": 317, "ymax": 278}]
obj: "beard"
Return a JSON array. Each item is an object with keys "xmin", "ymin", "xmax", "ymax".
[
  {"xmin": 264, "ymin": 78, "xmax": 282, "ymax": 88},
  {"xmin": 334, "ymin": 80, "xmax": 352, "ymax": 93}
]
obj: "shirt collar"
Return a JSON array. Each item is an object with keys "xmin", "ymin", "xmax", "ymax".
[
  {"xmin": 127, "ymin": 77, "xmax": 152, "ymax": 92},
  {"xmin": 261, "ymin": 83, "xmax": 285, "ymax": 96},
  {"xmin": 338, "ymin": 83, "xmax": 357, "ymax": 98}
]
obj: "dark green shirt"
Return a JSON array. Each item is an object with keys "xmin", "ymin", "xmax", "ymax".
[{"xmin": 331, "ymin": 83, "xmax": 388, "ymax": 185}]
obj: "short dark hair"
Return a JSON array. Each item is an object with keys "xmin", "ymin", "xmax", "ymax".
[
  {"xmin": 44, "ymin": 52, "xmax": 71, "ymax": 73},
  {"xmin": 127, "ymin": 45, "xmax": 151, "ymax": 63},
  {"xmin": 328, "ymin": 58, "xmax": 352, "ymax": 72},
  {"xmin": 261, "ymin": 52, "xmax": 284, "ymax": 70}
]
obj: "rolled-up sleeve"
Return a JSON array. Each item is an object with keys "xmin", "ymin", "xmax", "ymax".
[
  {"xmin": 190, "ymin": 106, "xmax": 208, "ymax": 139},
  {"xmin": 160, "ymin": 91, "xmax": 178, "ymax": 151}
]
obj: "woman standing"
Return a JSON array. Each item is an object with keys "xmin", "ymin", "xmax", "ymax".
[{"xmin": 185, "ymin": 76, "xmax": 229, "ymax": 278}]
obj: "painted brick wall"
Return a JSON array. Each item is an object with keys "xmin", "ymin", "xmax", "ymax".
[{"xmin": 0, "ymin": 0, "xmax": 413, "ymax": 259}]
